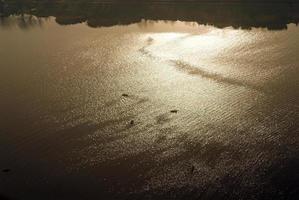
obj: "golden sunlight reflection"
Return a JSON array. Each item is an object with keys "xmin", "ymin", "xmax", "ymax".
[
  {"xmin": 139, "ymin": 22, "xmax": 256, "ymax": 79},
  {"xmin": 1, "ymin": 14, "xmax": 299, "ymax": 199},
  {"xmin": 132, "ymin": 22, "xmax": 262, "ymax": 117}
]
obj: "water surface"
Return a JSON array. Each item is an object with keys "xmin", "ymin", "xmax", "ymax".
[{"xmin": 0, "ymin": 2, "xmax": 299, "ymax": 200}]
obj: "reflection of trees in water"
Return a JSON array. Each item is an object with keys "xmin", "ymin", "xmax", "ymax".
[
  {"xmin": 137, "ymin": 19, "xmax": 178, "ymax": 28},
  {"xmin": 0, "ymin": 14, "xmax": 44, "ymax": 29},
  {"xmin": 137, "ymin": 19, "xmax": 198, "ymax": 29},
  {"xmin": 0, "ymin": 0, "xmax": 299, "ymax": 29},
  {"xmin": 137, "ymin": 19, "xmax": 156, "ymax": 28}
]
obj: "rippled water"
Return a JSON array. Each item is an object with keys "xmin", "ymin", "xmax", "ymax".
[{"xmin": 0, "ymin": 15, "xmax": 299, "ymax": 199}]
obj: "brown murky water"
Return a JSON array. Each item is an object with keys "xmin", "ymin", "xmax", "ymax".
[{"xmin": 0, "ymin": 3, "xmax": 299, "ymax": 199}]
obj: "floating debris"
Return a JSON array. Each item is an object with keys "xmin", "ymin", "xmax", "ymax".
[
  {"xmin": 2, "ymin": 169, "xmax": 11, "ymax": 173},
  {"xmin": 191, "ymin": 165, "xmax": 195, "ymax": 174},
  {"xmin": 130, "ymin": 120, "xmax": 134, "ymax": 125},
  {"xmin": 147, "ymin": 37, "xmax": 154, "ymax": 43},
  {"xmin": 122, "ymin": 93, "xmax": 129, "ymax": 97},
  {"xmin": 170, "ymin": 110, "xmax": 178, "ymax": 113}
]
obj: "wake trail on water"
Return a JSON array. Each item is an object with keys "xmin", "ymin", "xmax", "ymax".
[
  {"xmin": 139, "ymin": 36, "xmax": 264, "ymax": 93},
  {"xmin": 171, "ymin": 60, "xmax": 264, "ymax": 93}
]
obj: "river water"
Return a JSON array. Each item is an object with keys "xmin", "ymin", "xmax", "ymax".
[{"xmin": 0, "ymin": 4, "xmax": 299, "ymax": 199}]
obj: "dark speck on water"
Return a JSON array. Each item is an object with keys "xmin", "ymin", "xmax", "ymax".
[
  {"xmin": 130, "ymin": 120, "xmax": 134, "ymax": 125},
  {"xmin": 2, "ymin": 169, "xmax": 11, "ymax": 173},
  {"xmin": 122, "ymin": 94, "xmax": 129, "ymax": 97},
  {"xmin": 191, "ymin": 165, "xmax": 195, "ymax": 174},
  {"xmin": 170, "ymin": 110, "xmax": 178, "ymax": 113}
]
